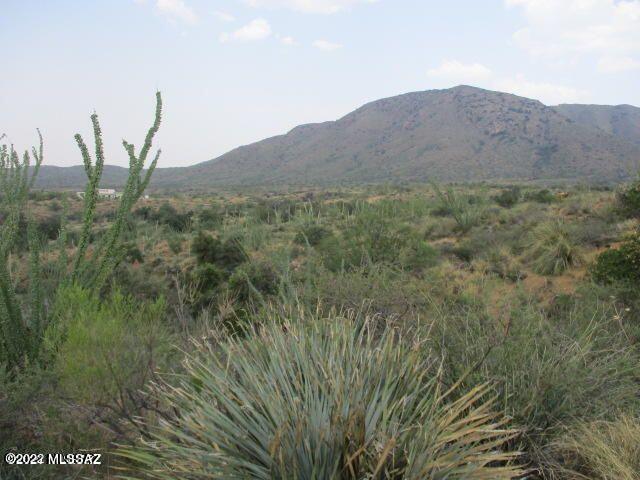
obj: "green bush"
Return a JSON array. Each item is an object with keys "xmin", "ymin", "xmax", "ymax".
[
  {"xmin": 616, "ymin": 178, "xmax": 640, "ymax": 219},
  {"xmin": 154, "ymin": 203, "xmax": 192, "ymax": 232},
  {"xmin": 191, "ymin": 231, "xmax": 247, "ymax": 272},
  {"xmin": 525, "ymin": 189, "xmax": 556, "ymax": 204},
  {"xmin": 228, "ymin": 260, "xmax": 279, "ymax": 302},
  {"xmin": 431, "ymin": 289, "xmax": 640, "ymax": 470},
  {"xmin": 294, "ymin": 223, "xmax": 332, "ymax": 246},
  {"xmin": 432, "ymin": 185, "xmax": 487, "ymax": 233},
  {"xmin": 46, "ymin": 286, "xmax": 172, "ymax": 408},
  {"xmin": 493, "ymin": 187, "xmax": 521, "ymax": 208},
  {"xmin": 592, "ymin": 231, "xmax": 640, "ymax": 284},
  {"xmin": 197, "ymin": 206, "xmax": 223, "ymax": 228},
  {"xmin": 192, "ymin": 263, "xmax": 225, "ymax": 293},
  {"xmin": 120, "ymin": 312, "xmax": 522, "ymax": 479}
]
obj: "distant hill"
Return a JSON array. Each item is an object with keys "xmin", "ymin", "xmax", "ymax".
[
  {"xmin": 553, "ymin": 103, "xmax": 640, "ymax": 147},
  {"xmin": 34, "ymin": 165, "xmax": 132, "ymax": 190},
  {"xmin": 35, "ymin": 86, "xmax": 640, "ymax": 189}
]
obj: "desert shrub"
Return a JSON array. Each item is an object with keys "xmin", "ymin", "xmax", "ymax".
[
  {"xmin": 423, "ymin": 217, "xmax": 458, "ymax": 240},
  {"xmin": 46, "ymin": 286, "xmax": 172, "ymax": 408},
  {"xmin": 110, "ymin": 264, "xmax": 168, "ymax": 301},
  {"xmin": 153, "ymin": 203, "xmax": 192, "ymax": 232},
  {"xmin": 192, "ymin": 263, "xmax": 225, "ymax": 293},
  {"xmin": 316, "ymin": 213, "xmax": 436, "ymax": 273},
  {"xmin": 191, "ymin": 231, "xmax": 247, "ymax": 272},
  {"xmin": 228, "ymin": 260, "xmax": 279, "ymax": 302},
  {"xmin": 528, "ymin": 221, "xmax": 582, "ymax": 275},
  {"xmin": 476, "ymin": 247, "xmax": 524, "ymax": 282},
  {"xmin": 166, "ymin": 234, "xmax": 183, "ymax": 254},
  {"xmin": 591, "ymin": 231, "xmax": 640, "ymax": 284},
  {"xmin": 0, "ymin": 365, "xmax": 60, "ymax": 479},
  {"xmin": 133, "ymin": 205, "xmax": 153, "ymax": 220},
  {"xmin": 398, "ymin": 239, "xmax": 439, "ymax": 271},
  {"xmin": 123, "ymin": 241, "xmax": 144, "ymax": 263},
  {"xmin": 616, "ymin": 177, "xmax": 640, "ymax": 219},
  {"xmin": 524, "ymin": 189, "xmax": 556, "ymax": 204},
  {"xmin": 552, "ymin": 415, "xmax": 640, "ymax": 479},
  {"xmin": 32, "ymin": 286, "xmax": 174, "ymax": 465},
  {"xmin": 197, "ymin": 206, "xmax": 223, "ymax": 228},
  {"xmin": 254, "ymin": 199, "xmax": 297, "ymax": 224},
  {"xmin": 48, "ymin": 200, "xmax": 62, "ymax": 212},
  {"xmin": 431, "ymin": 291, "xmax": 640, "ymax": 471},
  {"xmin": 301, "ymin": 264, "xmax": 429, "ymax": 319},
  {"xmin": 493, "ymin": 187, "xmax": 521, "ymax": 208},
  {"xmin": 572, "ymin": 217, "xmax": 618, "ymax": 247},
  {"xmin": 120, "ymin": 312, "xmax": 522, "ymax": 479},
  {"xmin": 432, "ymin": 185, "xmax": 487, "ymax": 233},
  {"xmin": 294, "ymin": 223, "xmax": 332, "ymax": 246}
]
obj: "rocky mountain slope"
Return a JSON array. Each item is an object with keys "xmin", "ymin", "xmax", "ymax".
[{"xmin": 36, "ymin": 86, "xmax": 640, "ymax": 189}]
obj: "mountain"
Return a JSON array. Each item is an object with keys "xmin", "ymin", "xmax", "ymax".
[
  {"xmin": 35, "ymin": 86, "xmax": 640, "ymax": 189},
  {"xmin": 553, "ymin": 103, "xmax": 640, "ymax": 147},
  {"xmin": 33, "ymin": 165, "xmax": 132, "ymax": 190}
]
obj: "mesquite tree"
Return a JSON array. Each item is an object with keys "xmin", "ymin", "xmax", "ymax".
[{"xmin": 0, "ymin": 92, "xmax": 162, "ymax": 371}]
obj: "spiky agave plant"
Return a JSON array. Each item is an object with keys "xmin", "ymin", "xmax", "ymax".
[
  {"xmin": 529, "ymin": 220, "xmax": 582, "ymax": 275},
  {"xmin": 120, "ymin": 309, "xmax": 523, "ymax": 479}
]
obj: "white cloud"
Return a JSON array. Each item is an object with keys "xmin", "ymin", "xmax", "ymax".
[
  {"xmin": 494, "ymin": 75, "xmax": 589, "ymax": 104},
  {"xmin": 427, "ymin": 60, "xmax": 588, "ymax": 105},
  {"xmin": 312, "ymin": 39, "xmax": 343, "ymax": 51},
  {"xmin": 597, "ymin": 56, "xmax": 640, "ymax": 73},
  {"xmin": 156, "ymin": 0, "xmax": 197, "ymax": 24},
  {"xmin": 427, "ymin": 60, "xmax": 493, "ymax": 82},
  {"xmin": 243, "ymin": 0, "xmax": 377, "ymax": 14},
  {"xmin": 220, "ymin": 19, "xmax": 272, "ymax": 42},
  {"xmin": 505, "ymin": 0, "xmax": 640, "ymax": 71},
  {"xmin": 280, "ymin": 36, "xmax": 297, "ymax": 46},
  {"xmin": 213, "ymin": 11, "xmax": 236, "ymax": 22}
]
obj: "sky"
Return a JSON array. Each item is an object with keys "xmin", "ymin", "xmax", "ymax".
[{"xmin": 1, "ymin": 0, "xmax": 639, "ymax": 168}]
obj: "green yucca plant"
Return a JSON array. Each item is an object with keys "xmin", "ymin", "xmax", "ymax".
[
  {"xmin": 529, "ymin": 220, "xmax": 582, "ymax": 275},
  {"xmin": 120, "ymin": 309, "xmax": 523, "ymax": 479}
]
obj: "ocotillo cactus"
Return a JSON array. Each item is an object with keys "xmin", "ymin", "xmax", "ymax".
[
  {"xmin": 0, "ymin": 131, "xmax": 44, "ymax": 370},
  {"xmin": 71, "ymin": 92, "xmax": 162, "ymax": 290}
]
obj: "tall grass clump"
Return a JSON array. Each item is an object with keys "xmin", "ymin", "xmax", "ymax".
[
  {"xmin": 121, "ymin": 310, "xmax": 522, "ymax": 479},
  {"xmin": 528, "ymin": 220, "xmax": 582, "ymax": 275},
  {"xmin": 552, "ymin": 415, "xmax": 640, "ymax": 479}
]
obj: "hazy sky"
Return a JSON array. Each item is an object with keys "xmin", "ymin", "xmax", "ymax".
[{"xmin": 1, "ymin": 0, "xmax": 639, "ymax": 168}]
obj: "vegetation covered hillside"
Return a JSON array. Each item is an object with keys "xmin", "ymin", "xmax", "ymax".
[
  {"xmin": 34, "ymin": 86, "xmax": 640, "ymax": 190},
  {"xmin": 554, "ymin": 103, "xmax": 640, "ymax": 147}
]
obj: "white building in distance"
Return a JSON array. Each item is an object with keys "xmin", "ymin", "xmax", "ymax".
[{"xmin": 76, "ymin": 188, "xmax": 120, "ymax": 199}]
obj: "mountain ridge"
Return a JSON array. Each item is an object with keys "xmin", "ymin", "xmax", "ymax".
[{"xmin": 35, "ymin": 86, "xmax": 640, "ymax": 189}]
